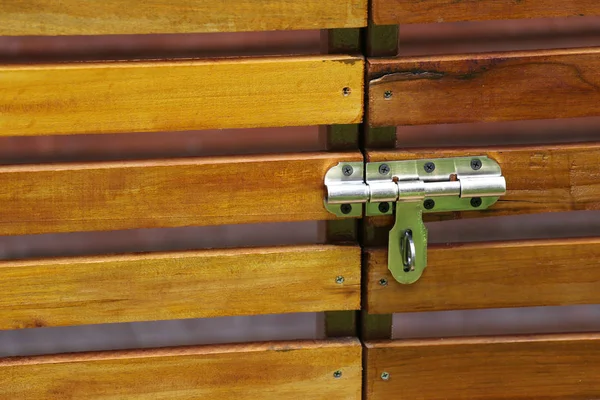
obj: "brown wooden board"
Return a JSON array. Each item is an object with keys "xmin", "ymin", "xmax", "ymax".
[
  {"xmin": 368, "ymin": 144, "xmax": 600, "ymax": 222},
  {"xmin": 0, "ymin": 152, "xmax": 362, "ymax": 235},
  {"xmin": 0, "ymin": 56, "xmax": 363, "ymax": 136},
  {"xmin": 0, "ymin": 0, "xmax": 367, "ymax": 35},
  {"xmin": 371, "ymin": 0, "xmax": 600, "ymax": 25},
  {"xmin": 0, "ymin": 339, "xmax": 362, "ymax": 399},
  {"xmin": 0, "ymin": 245, "xmax": 360, "ymax": 329},
  {"xmin": 366, "ymin": 238, "xmax": 600, "ymax": 314},
  {"xmin": 368, "ymin": 48, "xmax": 600, "ymax": 127},
  {"xmin": 365, "ymin": 334, "xmax": 600, "ymax": 399}
]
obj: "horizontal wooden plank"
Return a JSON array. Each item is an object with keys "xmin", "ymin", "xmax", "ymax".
[
  {"xmin": 365, "ymin": 334, "xmax": 600, "ymax": 400},
  {"xmin": 368, "ymin": 48, "xmax": 600, "ymax": 126},
  {"xmin": 372, "ymin": 0, "xmax": 600, "ymax": 25},
  {"xmin": 0, "ymin": 56, "xmax": 363, "ymax": 136},
  {"xmin": 0, "ymin": 245, "xmax": 360, "ymax": 329},
  {"xmin": 0, "ymin": 339, "xmax": 362, "ymax": 399},
  {"xmin": 366, "ymin": 238, "xmax": 600, "ymax": 314},
  {"xmin": 369, "ymin": 143, "xmax": 600, "ymax": 220},
  {"xmin": 0, "ymin": 152, "xmax": 362, "ymax": 235},
  {"xmin": 0, "ymin": 0, "xmax": 367, "ymax": 35}
]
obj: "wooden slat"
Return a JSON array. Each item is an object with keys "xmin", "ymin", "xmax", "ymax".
[
  {"xmin": 369, "ymin": 143, "xmax": 600, "ymax": 220},
  {"xmin": 365, "ymin": 334, "xmax": 600, "ymax": 400},
  {"xmin": 366, "ymin": 238, "xmax": 600, "ymax": 314},
  {"xmin": 0, "ymin": 56, "xmax": 363, "ymax": 136},
  {"xmin": 0, "ymin": 245, "xmax": 360, "ymax": 329},
  {"xmin": 0, "ymin": 339, "xmax": 362, "ymax": 399},
  {"xmin": 368, "ymin": 48, "xmax": 600, "ymax": 127},
  {"xmin": 372, "ymin": 0, "xmax": 600, "ymax": 25},
  {"xmin": 0, "ymin": 0, "xmax": 367, "ymax": 35},
  {"xmin": 0, "ymin": 152, "xmax": 361, "ymax": 235}
]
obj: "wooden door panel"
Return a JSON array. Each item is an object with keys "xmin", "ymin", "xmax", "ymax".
[
  {"xmin": 0, "ymin": 0, "xmax": 367, "ymax": 35},
  {"xmin": 0, "ymin": 152, "xmax": 361, "ymax": 235},
  {"xmin": 366, "ymin": 238, "xmax": 600, "ymax": 314},
  {"xmin": 365, "ymin": 334, "xmax": 600, "ymax": 399},
  {"xmin": 368, "ymin": 48, "xmax": 600, "ymax": 126},
  {"xmin": 369, "ymin": 144, "xmax": 600, "ymax": 221},
  {"xmin": 0, "ymin": 339, "xmax": 362, "ymax": 399},
  {"xmin": 372, "ymin": 0, "xmax": 600, "ymax": 25},
  {"xmin": 0, "ymin": 245, "xmax": 360, "ymax": 329},
  {"xmin": 0, "ymin": 56, "xmax": 363, "ymax": 136}
]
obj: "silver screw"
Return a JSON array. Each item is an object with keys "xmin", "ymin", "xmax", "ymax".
[
  {"xmin": 336, "ymin": 276, "xmax": 345, "ymax": 284},
  {"xmin": 424, "ymin": 162, "xmax": 435, "ymax": 173},
  {"xmin": 471, "ymin": 158, "xmax": 482, "ymax": 170},
  {"xmin": 384, "ymin": 90, "xmax": 393, "ymax": 99},
  {"xmin": 333, "ymin": 370, "xmax": 343, "ymax": 379},
  {"xmin": 342, "ymin": 165, "xmax": 353, "ymax": 176},
  {"xmin": 378, "ymin": 164, "xmax": 390, "ymax": 175},
  {"xmin": 379, "ymin": 278, "xmax": 388, "ymax": 286},
  {"xmin": 381, "ymin": 372, "xmax": 390, "ymax": 381}
]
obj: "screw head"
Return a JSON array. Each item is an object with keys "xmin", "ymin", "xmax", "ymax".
[
  {"xmin": 379, "ymin": 278, "xmax": 388, "ymax": 286},
  {"xmin": 378, "ymin": 202, "xmax": 390, "ymax": 213},
  {"xmin": 342, "ymin": 165, "xmax": 353, "ymax": 176},
  {"xmin": 384, "ymin": 90, "xmax": 393, "ymax": 99},
  {"xmin": 470, "ymin": 197, "xmax": 483, "ymax": 208},
  {"xmin": 336, "ymin": 276, "xmax": 345, "ymax": 284},
  {"xmin": 423, "ymin": 162, "xmax": 436, "ymax": 173},
  {"xmin": 381, "ymin": 372, "xmax": 390, "ymax": 381},
  {"xmin": 423, "ymin": 199, "xmax": 435, "ymax": 210},
  {"xmin": 342, "ymin": 87, "xmax": 351, "ymax": 96},
  {"xmin": 471, "ymin": 158, "xmax": 482, "ymax": 170},
  {"xmin": 378, "ymin": 163, "xmax": 390, "ymax": 175},
  {"xmin": 340, "ymin": 204, "xmax": 352, "ymax": 214},
  {"xmin": 333, "ymin": 370, "xmax": 343, "ymax": 379}
]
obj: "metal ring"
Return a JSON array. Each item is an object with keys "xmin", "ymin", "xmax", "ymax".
[{"xmin": 401, "ymin": 229, "xmax": 416, "ymax": 272}]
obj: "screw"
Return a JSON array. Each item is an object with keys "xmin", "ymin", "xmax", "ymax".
[
  {"xmin": 381, "ymin": 372, "xmax": 390, "ymax": 381},
  {"xmin": 470, "ymin": 197, "xmax": 482, "ymax": 208},
  {"xmin": 423, "ymin": 199, "xmax": 435, "ymax": 210},
  {"xmin": 333, "ymin": 370, "xmax": 343, "ymax": 379},
  {"xmin": 379, "ymin": 278, "xmax": 388, "ymax": 286},
  {"xmin": 340, "ymin": 204, "xmax": 352, "ymax": 214},
  {"xmin": 342, "ymin": 165, "xmax": 353, "ymax": 176},
  {"xmin": 423, "ymin": 162, "xmax": 436, "ymax": 173},
  {"xmin": 379, "ymin": 163, "xmax": 390, "ymax": 175},
  {"xmin": 471, "ymin": 158, "xmax": 482, "ymax": 170},
  {"xmin": 336, "ymin": 276, "xmax": 345, "ymax": 284},
  {"xmin": 342, "ymin": 87, "xmax": 351, "ymax": 96},
  {"xmin": 378, "ymin": 202, "xmax": 390, "ymax": 213},
  {"xmin": 384, "ymin": 90, "xmax": 393, "ymax": 99}
]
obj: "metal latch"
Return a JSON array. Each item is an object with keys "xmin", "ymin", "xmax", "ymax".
[{"xmin": 324, "ymin": 157, "xmax": 506, "ymax": 284}]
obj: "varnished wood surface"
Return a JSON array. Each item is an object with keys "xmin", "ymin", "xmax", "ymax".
[
  {"xmin": 0, "ymin": 152, "xmax": 362, "ymax": 235},
  {"xmin": 365, "ymin": 334, "xmax": 600, "ymax": 399},
  {"xmin": 369, "ymin": 144, "xmax": 600, "ymax": 220},
  {"xmin": 372, "ymin": 0, "xmax": 600, "ymax": 25},
  {"xmin": 0, "ymin": 56, "xmax": 363, "ymax": 136},
  {"xmin": 0, "ymin": 245, "xmax": 360, "ymax": 329},
  {"xmin": 366, "ymin": 238, "xmax": 600, "ymax": 314},
  {"xmin": 0, "ymin": 0, "xmax": 367, "ymax": 35},
  {"xmin": 368, "ymin": 48, "xmax": 600, "ymax": 127},
  {"xmin": 0, "ymin": 339, "xmax": 362, "ymax": 399}
]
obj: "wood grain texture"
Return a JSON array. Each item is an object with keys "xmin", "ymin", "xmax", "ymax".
[
  {"xmin": 366, "ymin": 238, "xmax": 600, "ymax": 314},
  {"xmin": 372, "ymin": 0, "xmax": 600, "ymax": 25},
  {"xmin": 368, "ymin": 48, "xmax": 600, "ymax": 127},
  {"xmin": 0, "ymin": 56, "xmax": 363, "ymax": 136},
  {"xmin": 365, "ymin": 334, "xmax": 600, "ymax": 400},
  {"xmin": 0, "ymin": 339, "xmax": 362, "ymax": 399},
  {"xmin": 0, "ymin": 0, "xmax": 367, "ymax": 35},
  {"xmin": 369, "ymin": 143, "xmax": 600, "ymax": 220},
  {"xmin": 0, "ymin": 245, "xmax": 360, "ymax": 329},
  {"xmin": 0, "ymin": 152, "xmax": 361, "ymax": 235}
]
